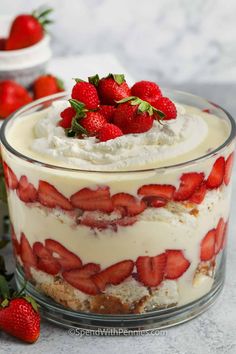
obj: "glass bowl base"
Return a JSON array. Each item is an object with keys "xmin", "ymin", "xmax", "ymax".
[{"xmin": 15, "ymin": 265, "xmax": 224, "ymax": 332}]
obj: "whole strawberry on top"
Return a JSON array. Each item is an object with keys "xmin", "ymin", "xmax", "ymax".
[
  {"xmin": 58, "ymin": 73, "xmax": 177, "ymax": 142},
  {"xmin": 90, "ymin": 73, "xmax": 131, "ymax": 105},
  {"xmin": 0, "ymin": 81, "xmax": 32, "ymax": 119},
  {"xmin": 33, "ymin": 74, "xmax": 65, "ymax": 99},
  {"xmin": 6, "ymin": 8, "xmax": 53, "ymax": 50}
]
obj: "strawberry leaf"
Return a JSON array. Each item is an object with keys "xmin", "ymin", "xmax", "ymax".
[
  {"xmin": 0, "ymin": 275, "xmax": 10, "ymax": 300},
  {"xmin": 73, "ymin": 78, "xmax": 85, "ymax": 83},
  {"xmin": 69, "ymin": 99, "xmax": 85, "ymax": 115},
  {"xmin": 116, "ymin": 96, "xmax": 136, "ymax": 104},
  {"xmin": 1, "ymin": 298, "xmax": 9, "ymax": 308},
  {"xmin": 107, "ymin": 73, "xmax": 125, "ymax": 85},
  {"xmin": 24, "ymin": 295, "xmax": 39, "ymax": 313},
  {"xmin": 88, "ymin": 74, "xmax": 100, "ymax": 87}
]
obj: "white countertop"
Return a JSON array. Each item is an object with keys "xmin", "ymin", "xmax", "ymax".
[{"xmin": 0, "ymin": 57, "xmax": 236, "ymax": 353}]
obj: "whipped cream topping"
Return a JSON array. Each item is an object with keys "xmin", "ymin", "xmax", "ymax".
[{"xmin": 30, "ymin": 100, "xmax": 209, "ymax": 171}]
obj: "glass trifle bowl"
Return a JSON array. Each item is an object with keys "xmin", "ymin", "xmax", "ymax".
[{"xmin": 0, "ymin": 90, "xmax": 235, "ymax": 330}]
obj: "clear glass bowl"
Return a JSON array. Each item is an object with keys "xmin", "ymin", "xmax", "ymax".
[{"xmin": 0, "ymin": 91, "xmax": 235, "ymax": 330}]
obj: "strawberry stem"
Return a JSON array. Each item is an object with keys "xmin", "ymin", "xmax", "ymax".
[
  {"xmin": 116, "ymin": 96, "xmax": 166, "ymax": 120},
  {"xmin": 32, "ymin": 7, "xmax": 53, "ymax": 29}
]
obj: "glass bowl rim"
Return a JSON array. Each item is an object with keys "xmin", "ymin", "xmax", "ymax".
[{"xmin": 1, "ymin": 89, "xmax": 235, "ymax": 174}]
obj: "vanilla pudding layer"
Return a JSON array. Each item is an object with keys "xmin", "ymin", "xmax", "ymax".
[
  {"xmin": 6, "ymin": 101, "xmax": 230, "ymax": 171},
  {"xmin": 8, "ymin": 182, "xmax": 230, "ymax": 308}
]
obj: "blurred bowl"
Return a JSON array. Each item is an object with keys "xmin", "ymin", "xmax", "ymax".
[{"xmin": 0, "ymin": 15, "xmax": 52, "ymax": 88}]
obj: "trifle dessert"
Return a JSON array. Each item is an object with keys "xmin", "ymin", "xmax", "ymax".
[{"xmin": 1, "ymin": 74, "xmax": 235, "ymax": 327}]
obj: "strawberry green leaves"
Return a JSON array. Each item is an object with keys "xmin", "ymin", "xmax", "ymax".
[{"xmin": 117, "ymin": 96, "xmax": 166, "ymax": 119}]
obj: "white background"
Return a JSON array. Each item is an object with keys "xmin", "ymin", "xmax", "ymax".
[{"xmin": 0, "ymin": 0, "xmax": 235, "ymax": 83}]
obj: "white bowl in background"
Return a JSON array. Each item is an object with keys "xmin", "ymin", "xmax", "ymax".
[{"xmin": 0, "ymin": 15, "xmax": 52, "ymax": 88}]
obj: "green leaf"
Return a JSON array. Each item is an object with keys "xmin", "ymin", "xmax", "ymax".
[
  {"xmin": 88, "ymin": 74, "xmax": 100, "ymax": 87},
  {"xmin": 116, "ymin": 96, "xmax": 135, "ymax": 104},
  {"xmin": 24, "ymin": 295, "xmax": 38, "ymax": 313},
  {"xmin": 1, "ymin": 298, "xmax": 9, "ymax": 308},
  {"xmin": 69, "ymin": 99, "xmax": 85, "ymax": 114},
  {"xmin": 108, "ymin": 73, "xmax": 125, "ymax": 85},
  {"xmin": 0, "ymin": 275, "xmax": 10, "ymax": 300},
  {"xmin": 37, "ymin": 8, "xmax": 54, "ymax": 19},
  {"xmin": 73, "ymin": 78, "xmax": 85, "ymax": 83},
  {"xmin": 71, "ymin": 117, "xmax": 88, "ymax": 135}
]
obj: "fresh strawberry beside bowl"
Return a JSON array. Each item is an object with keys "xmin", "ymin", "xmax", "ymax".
[{"xmin": 0, "ymin": 9, "xmax": 52, "ymax": 88}]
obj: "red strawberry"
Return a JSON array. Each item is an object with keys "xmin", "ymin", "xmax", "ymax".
[
  {"xmin": 33, "ymin": 74, "xmax": 64, "ymax": 100},
  {"xmin": 136, "ymin": 253, "xmax": 167, "ymax": 287},
  {"xmin": 174, "ymin": 172, "xmax": 205, "ymax": 201},
  {"xmin": 165, "ymin": 250, "xmax": 190, "ymax": 279},
  {"xmin": 81, "ymin": 111, "xmax": 107, "ymax": 134},
  {"xmin": 99, "ymin": 105, "xmax": 116, "ymax": 122},
  {"xmin": 189, "ymin": 182, "xmax": 207, "ymax": 204},
  {"xmin": 0, "ymin": 38, "xmax": 6, "ymax": 50},
  {"xmin": 38, "ymin": 181, "xmax": 73, "ymax": 211},
  {"xmin": 224, "ymin": 152, "xmax": 234, "ymax": 186},
  {"xmin": 3, "ymin": 162, "xmax": 18, "ymax": 189},
  {"xmin": 45, "ymin": 239, "xmax": 82, "ymax": 271},
  {"xmin": 97, "ymin": 74, "xmax": 131, "ymax": 105},
  {"xmin": 206, "ymin": 156, "xmax": 225, "ymax": 189},
  {"xmin": 153, "ymin": 97, "xmax": 177, "ymax": 120},
  {"xmin": 0, "ymin": 297, "xmax": 40, "ymax": 343},
  {"xmin": 131, "ymin": 80, "xmax": 162, "ymax": 106},
  {"xmin": 113, "ymin": 102, "xmax": 154, "ymax": 134},
  {"xmin": 92, "ymin": 260, "xmax": 134, "ymax": 291},
  {"xmin": 63, "ymin": 263, "xmax": 101, "ymax": 295},
  {"xmin": 202, "ymin": 109, "xmax": 210, "ymax": 113},
  {"xmin": 58, "ymin": 107, "xmax": 76, "ymax": 129},
  {"xmin": 17, "ymin": 175, "xmax": 38, "ymax": 203},
  {"xmin": 0, "ymin": 81, "xmax": 32, "ymax": 119},
  {"xmin": 10, "ymin": 225, "xmax": 20, "ymax": 256},
  {"xmin": 215, "ymin": 218, "xmax": 225, "ymax": 254},
  {"xmin": 138, "ymin": 184, "xmax": 176, "ymax": 200},
  {"xmin": 200, "ymin": 229, "xmax": 216, "ymax": 261},
  {"xmin": 20, "ymin": 233, "xmax": 37, "ymax": 278},
  {"xmin": 141, "ymin": 196, "xmax": 167, "ymax": 208},
  {"xmin": 72, "ymin": 80, "xmax": 100, "ymax": 109},
  {"xmin": 221, "ymin": 221, "xmax": 228, "ymax": 250},
  {"xmin": 70, "ymin": 187, "xmax": 113, "ymax": 213},
  {"xmin": 79, "ymin": 214, "xmax": 111, "ymax": 230},
  {"xmin": 33, "ymin": 242, "xmax": 61, "ymax": 275},
  {"xmin": 97, "ymin": 123, "xmax": 123, "ymax": 142},
  {"xmin": 111, "ymin": 193, "xmax": 146, "ymax": 216},
  {"xmin": 5, "ymin": 8, "xmax": 52, "ymax": 50}
]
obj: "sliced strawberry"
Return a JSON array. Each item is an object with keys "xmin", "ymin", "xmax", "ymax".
[
  {"xmin": 174, "ymin": 172, "xmax": 205, "ymax": 201},
  {"xmin": 79, "ymin": 214, "xmax": 110, "ymax": 230},
  {"xmin": 38, "ymin": 181, "xmax": 73, "ymax": 211},
  {"xmin": 33, "ymin": 242, "xmax": 61, "ymax": 275},
  {"xmin": 221, "ymin": 221, "xmax": 228, "ymax": 250},
  {"xmin": 3, "ymin": 162, "xmax": 18, "ymax": 189},
  {"xmin": 165, "ymin": 250, "xmax": 190, "ymax": 279},
  {"xmin": 138, "ymin": 184, "xmax": 176, "ymax": 200},
  {"xmin": 20, "ymin": 233, "xmax": 37, "ymax": 278},
  {"xmin": 116, "ymin": 216, "xmax": 137, "ymax": 226},
  {"xmin": 206, "ymin": 157, "xmax": 225, "ymax": 189},
  {"xmin": 63, "ymin": 263, "xmax": 101, "ymax": 295},
  {"xmin": 224, "ymin": 153, "xmax": 234, "ymax": 186},
  {"xmin": 70, "ymin": 187, "xmax": 113, "ymax": 213},
  {"xmin": 200, "ymin": 229, "xmax": 216, "ymax": 261},
  {"xmin": 45, "ymin": 239, "xmax": 82, "ymax": 271},
  {"xmin": 189, "ymin": 182, "xmax": 207, "ymax": 204},
  {"xmin": 215, "ymin": 218, "xmax": 226, "ymax": 254},
  {"xmin": 136, "ymin": 253, "xmax": 167, "ymax": 287},
  {"xmin": 142, "ymin": 196, "xmax": 167, "ymax": 208},
  {"xmin": 92, "ymin": 260, "xmax": 134, "ymax": 291},
  {"xmin": 111, "ymin": 193, "xmax": 146, "ymax": 216},
  {"xmin": 10, "ymin": 224, "xmax": 20, "ymax": 256},
  {"xmin": 16, "ymin": 175, "xmax": 38, "ymax": 203}
]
